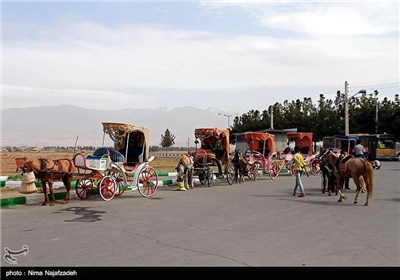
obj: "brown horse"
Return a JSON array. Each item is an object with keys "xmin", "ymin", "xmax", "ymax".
[
  {"xmin": 16, "ymin": 157, "xmax": 75, "ymax": 206},
  {"xmin": 231, "ymin": 149, "xmax": 248, "ymax": 183},
  {"xmin": 324, "ymin": 151, "xmax": 374, "ymax": 206},
  {"xmin": 316, "ymin": 148, "xmax": 337, "ymax": 196}
]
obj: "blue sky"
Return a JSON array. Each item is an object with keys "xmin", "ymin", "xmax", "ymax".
[{"xmin": 2, "ymin": 0, "xmax": 399, "ymax": 115}]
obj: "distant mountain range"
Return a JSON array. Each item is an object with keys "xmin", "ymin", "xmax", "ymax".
[{"xmin": 1, "ymin": 105, "xmax": 231, "ymax": 147}]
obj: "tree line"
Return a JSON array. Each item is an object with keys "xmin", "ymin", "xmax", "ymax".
[
  {"xmin": 230, "ymin": 92, "xmax": 400, "ymax": 142},
  {"xmin": 159, "ymin": 91, "xmax": 399, "ymax": 153}
]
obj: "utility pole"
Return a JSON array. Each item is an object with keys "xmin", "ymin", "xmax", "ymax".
[
  {"xmin": 344, "ymin": 81, "xmax": 349, "ymax": 136},
  {"xmin": 270, "ymin": 106, "xmax": 274, "ymax": 129},
  {"xmin": 374, "ymin": 90, "xmax": 379, "ymax": 133}
]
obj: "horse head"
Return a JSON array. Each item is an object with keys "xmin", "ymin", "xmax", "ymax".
[{"xmin": 15, "ymin": 157, "xmax": 33, "ymax": 174}]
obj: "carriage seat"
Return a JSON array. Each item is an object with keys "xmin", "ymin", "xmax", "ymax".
[
  {"xmin": 93, "ymin": 147, "xmax": 125, "ymax": 163},
  {"xmin": 73, "ymin": 153, "xmax": 108, "ymax": 171},
  {"xmin": 194, "ymin": 149, "xmax": 207, "ymax": 164},
  {"xmin": 195, "ymin": 149, "xmax": 207, "ymax": 157}
]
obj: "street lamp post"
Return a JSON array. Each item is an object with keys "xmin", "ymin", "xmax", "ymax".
[{"xmin": 218, "ymin": 113, "xmax": 238, "ymax": 129}]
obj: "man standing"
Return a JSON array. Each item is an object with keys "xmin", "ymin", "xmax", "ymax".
[{"xmin": 293, "ymin": 146, "xmax": 307, "ymax": 197}]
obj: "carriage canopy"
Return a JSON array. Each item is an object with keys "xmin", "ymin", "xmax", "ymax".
[
  {"xmin": 102, "ymin": 122, "xmax": 150, "ymax": 163},
  {"xmin": 244, "ymin": 132, "xmax": 275, "ymax": 156},
  {"xmin": 334, "ymin": 135, "xmax": 359, "ymax": 155},
  {"xmin": 286, "ymin": 132, "xmax": 313, "ymax": 155},
  {"xmin": 194, "ymin": 128, "xmax": 230, "ymax": 157}
]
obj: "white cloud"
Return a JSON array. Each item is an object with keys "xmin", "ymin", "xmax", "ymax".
[
  {"xmin": 258, "ymin": 3, "xmax": 398, "ymax": 36},
  {"xmin": 201, "ymin": 1, "xmax": 398, "ymax": 36},
  {"xmin": 2, "ymin": 2, "xmax": 398, "ymax": 111}
]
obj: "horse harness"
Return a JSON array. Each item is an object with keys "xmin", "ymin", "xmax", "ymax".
[{"xmin": 35, "ymin": 158, "xmax": 74, "ymax": 179}]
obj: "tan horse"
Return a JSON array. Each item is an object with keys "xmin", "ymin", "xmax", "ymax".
[
  {"xmin": 16, "ymin": 158, "xmax": 75, "ymax": 206},
  {"xmin": 175, "ymin": 153, "xmax": 194, "ymax": 190},
  {"xmin": 325, "ymin": 151, "xmax": 374, "ymax": 206}
]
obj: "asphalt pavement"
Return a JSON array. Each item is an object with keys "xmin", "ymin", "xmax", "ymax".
[{"xmin": 1, "ymin": 161, "xmax": 399, "ymax": 268}]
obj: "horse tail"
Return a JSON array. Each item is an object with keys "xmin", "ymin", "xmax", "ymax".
[{"xmin": 364, "ymin": 161, "xmax": 374, "ymax": 197}]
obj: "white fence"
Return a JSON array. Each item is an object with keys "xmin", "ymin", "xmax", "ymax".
[{"xmin": 152, "ymin": 152, "xmax": 186, "ymax": 158}]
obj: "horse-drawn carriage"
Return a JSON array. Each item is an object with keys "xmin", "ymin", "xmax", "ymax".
[
  {"xmin": 73, "ymin": 122, "xmax": 159, "ymax": 200},
  {"xmin": 281, "ymin": 132, "xmax": 320, "ymax": 176},
  {"xmin": 240, "ymin": 132, "xmax": 284, "ymax": 180},
  {"xmin": 16, "ymin": 122, "xmax": 159, "ymax": 205},
  {"xmin": 176, "ymin": 127, "xmax": 234, "ymax": 189},
  {"xmin": 192, "ymin": 128, "xmax": 234, "ymax": 186}
]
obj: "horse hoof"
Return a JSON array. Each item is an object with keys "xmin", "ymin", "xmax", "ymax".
[
  {"xmin": 364, "ymin": 203, "xmax": 369, "ymax": 206},
  {"xmin": 354, "ymin": 201, "xmax": 358, "ymax": 204},
  {"xmin": 42, "ymin": 202, "xmax": 47, "ymax": 206}
]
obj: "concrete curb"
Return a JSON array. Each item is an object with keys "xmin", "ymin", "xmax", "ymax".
[
  {"xmin": 0, "ymin": 179, "xmax": 178, "ymax": 208},
  {"xmin": 1, "ymin": 170, "xmax": 290, "ymax": 207}
]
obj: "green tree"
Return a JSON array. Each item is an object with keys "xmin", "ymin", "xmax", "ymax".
[
  {"xmin": 231, "ymin": 91, "xmax": 399, "ymax": 143},
  {"xmin": 160, "ymin": 129, "xmax": 176, "ymax": 157}
]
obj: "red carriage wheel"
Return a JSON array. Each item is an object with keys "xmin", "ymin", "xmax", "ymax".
[
  {"xmin": 269, "ymin": 162, "xmax": 279, "ymax": 180},
  {"xmin": 75, "ymin": 179, "xmax": 94, "ymax": 199},
  {"xmin": 99, "ymin": 175, "xmax": 116, "ymax": 201},
  {"xmin": 114, "ymin": 177, "xmax": 126, "ymax": 196},
  {"xmin": 106, "ymin": 163, "xmax": 127, "ymax": 196},
  {"xmin": 137, "ymin": 166, "xmax": 159, "ymax": 197}
]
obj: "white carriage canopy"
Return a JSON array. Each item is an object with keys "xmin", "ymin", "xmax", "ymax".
[{"xmin": 102, "ymin": 122, "xmax": 150, "ymax": 163}]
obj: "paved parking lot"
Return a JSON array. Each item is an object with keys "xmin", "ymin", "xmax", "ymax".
[{"xmin": 1, "ymin": 161, "xmax": 399, "ymax": 267}]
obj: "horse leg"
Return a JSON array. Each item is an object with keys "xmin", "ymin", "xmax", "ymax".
[
  {"xmin": 48, "ymin": 180, "xmax": 55, "ymax": 206},
  {"xmin": 337, "ymin": 175, "xmax": 347, "ymax": 202},
  {"xmin": 188, "ymin": 169, "xmax": 194, "ymax": 189},
  {"xmin": 359, "ymin": 176, "xmax": 366, "ymax": 193},
  {"xmin": 321, "ymin": 173, "xmax": 326, "ymax": 194},
  {"xmin": 345, "ymin": 177, "xmax": 350, "ymax": 190},
  {"xmin": 183, "ymin": 170, "xmax": 189, "ymax": 190},
  {"xmin": 240, "ymin": 164, "xmax": 245, "ymax": 183},
  {"xmin": 240, "ymin": 167, "xmax": 245, "ymax": 183},
  {"xmin": 62, "ymin": 176, "xmax": 71, "ymax": 204},
  {"xmin": 327, "ymin": 174, "xmax": 333, "ymax": 196},
  {"xmin": 353, "ymin": 176, "xmax": 361, "ymax": 204},
  {"xmin": 42, "ymin": 180, "xmax": 48, "ymax": 206}
]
